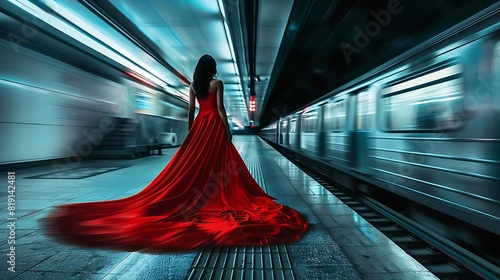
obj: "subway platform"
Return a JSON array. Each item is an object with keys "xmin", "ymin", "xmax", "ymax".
[{"xmin": 0, "ymin": 135, "xmax": 437, "ymax": 280}]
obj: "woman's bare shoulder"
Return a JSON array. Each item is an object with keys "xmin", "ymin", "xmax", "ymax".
[
  {"xmin": 210, "ymin": 79, "xmax": 223, "ymax": 86},
  {"xmin": 209, "ymin": 79, "xmax": 223, "ymax": 92}
]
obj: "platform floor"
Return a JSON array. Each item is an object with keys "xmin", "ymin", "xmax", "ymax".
[{"xmin": 0, "ymin": 135, "xmax": 438, "ymax": 280}]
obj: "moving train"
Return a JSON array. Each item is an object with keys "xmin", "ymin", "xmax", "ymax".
[
  {"xmin": 260, "ymin": 7, "xmax": 500, "ymax": 242},
  {"xmin": 0, "ymin": 36, "xmax": 189, "ymax": 165}
]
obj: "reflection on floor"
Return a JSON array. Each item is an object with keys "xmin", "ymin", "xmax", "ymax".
[{"xmin": 0, "ymin": 135, "xmax": 437, "ymax": 280}]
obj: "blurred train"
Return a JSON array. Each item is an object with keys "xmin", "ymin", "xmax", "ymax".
[
  {"xmin": 0, "ymin": 36, "xmax": 190, "ymax": 165},
  {"xmin": 260, "ymin": 8, "xmax": 500, "ymax": 240}
]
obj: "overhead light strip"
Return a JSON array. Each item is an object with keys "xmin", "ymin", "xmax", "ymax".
[
  {"xmin": 7, "ymin": 0, "xmax": 190, "ymax": 100},
  {"xmin": 217, "ymin": 0, "xmax": 239, "ymax": 79},
  {"xmin": 218, "ymin": 0, "xmax": 245, "ymax": 97},
  {"xmin": 217, "ymin": 0, "xmax": 248, "ymax": 124},
  {"xmin": 39, "ymin": 0, "xmax": 172, "ymax": 86}
]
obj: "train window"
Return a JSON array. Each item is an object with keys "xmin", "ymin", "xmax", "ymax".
[
  {"xmin": 324, "ymin": 99, "xmax": 346, "ymax": 132},
  {"xmin": 281, "ymin": 119, "xmax": 288, "ymax": 132},
  {"xmin": 382, "ymin": 62, "xmax": 464, "ymax": 131},
  {"xmin": 135, "ymin": 88, "xmax": 155, "ymax": 113},
  {"xmin": 302, "ymin": 109, "xmax": 318, "ymax": 132},
  {"xmin": 357, "ymin": 90, "xmax": 375, "ymax": 130},
  {"xmin": 289, "ymin": 117, "xmax": 297, "ymax": 133}
]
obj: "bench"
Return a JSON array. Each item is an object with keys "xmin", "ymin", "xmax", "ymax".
[{"xmin": 152, "ymin": 132, "xmax": 177, "ymax": 155}]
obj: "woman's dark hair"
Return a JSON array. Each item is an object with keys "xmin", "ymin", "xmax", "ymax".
[{"xmin": 193, "ymin": 54, "xmax": 217, "ymax": 99}]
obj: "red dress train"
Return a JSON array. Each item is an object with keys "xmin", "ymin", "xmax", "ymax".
[{"xmin": 42, "ymin": 91, "xmax": 308, "ymax": 251}]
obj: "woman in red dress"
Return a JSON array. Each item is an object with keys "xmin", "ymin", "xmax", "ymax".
[{"xmin": 43, "ymin": 55, "xmax": 308, "ymax": 251}]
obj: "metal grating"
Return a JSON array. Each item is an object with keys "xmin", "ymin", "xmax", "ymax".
[{"xmin": 186, "ymin": 245, "xmax": 295, "ymax": 280}]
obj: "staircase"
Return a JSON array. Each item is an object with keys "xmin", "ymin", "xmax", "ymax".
[{"xmin": 89, "ymin": 117, "xmax": 139, "ymax": 159}]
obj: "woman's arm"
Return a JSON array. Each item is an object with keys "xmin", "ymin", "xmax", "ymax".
[
  {"xmin": 216, "ymin": 80, "xmax": 232, "ymax": 142},
  {"xmin": 188, "ymin": 85, "xmax": 195, "ymax": 130}
]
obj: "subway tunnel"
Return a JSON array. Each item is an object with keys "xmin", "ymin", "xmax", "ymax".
[{"xmin": 0, "ymin": 0, "xmax": 499, "ymax": 279}]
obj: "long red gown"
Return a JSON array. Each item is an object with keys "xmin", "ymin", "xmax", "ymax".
[{"xmin": 42, "ymin": 91, "xmax": 308, "ymax": 251}]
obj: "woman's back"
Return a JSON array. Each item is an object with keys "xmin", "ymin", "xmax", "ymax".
[{"xmin": 196, "ymin": 80, "xmax": 219, "ymax": 114}]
